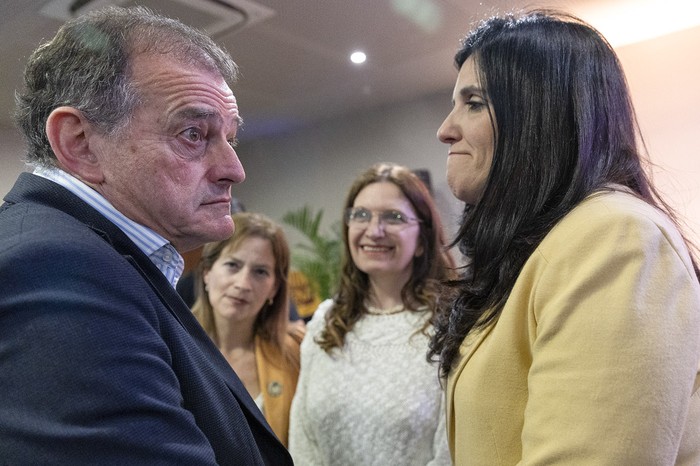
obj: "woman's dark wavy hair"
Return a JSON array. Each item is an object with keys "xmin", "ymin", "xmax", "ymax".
[
  {"xmin": 14, "ymin": 5, "xmax": 238, "ymax": 169},
  {"xmin": 316, "ymin": 162, "xmax": 456, "ymax": 353},
  {"xmin": 428, "ymin": 9, "xmax": 700, "ymax": 378}
]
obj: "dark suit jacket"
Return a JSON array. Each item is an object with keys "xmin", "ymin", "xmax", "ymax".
[{"xmin": 0, "ymin": 173, "xmax": 293, "ymax": 465}]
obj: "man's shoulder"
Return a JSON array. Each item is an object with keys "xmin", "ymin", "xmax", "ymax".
[
  {"xmin": 0, "ymin": 194, "xmax": 139, "ymax": 291},
  {"xmin": 1, "ymin": 199, "xmax": 105, "ymax": 253}
]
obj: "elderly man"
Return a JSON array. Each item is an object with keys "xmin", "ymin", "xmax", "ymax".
[{"xmin": 0, "ymin": 6, "xmax": 292, "ymax": 465}]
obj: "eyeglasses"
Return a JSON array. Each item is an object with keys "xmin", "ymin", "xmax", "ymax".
[{"xmin": 345, "ymin": 207, "xmax": 421, "ymax": 230}]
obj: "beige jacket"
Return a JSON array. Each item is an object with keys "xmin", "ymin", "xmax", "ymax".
[{"xmin": 448, "ymin": 190, "xmax": 700, "ymax": 465}]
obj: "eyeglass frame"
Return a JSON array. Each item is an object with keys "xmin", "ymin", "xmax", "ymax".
[{"xmin": 344, "ymin": 207, "xmax": 422, "ymax": 230}]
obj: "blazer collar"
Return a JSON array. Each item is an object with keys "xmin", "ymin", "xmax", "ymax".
[{"xmin": 4, "ymin": 173, "xmax": 273, "ymax": 432}]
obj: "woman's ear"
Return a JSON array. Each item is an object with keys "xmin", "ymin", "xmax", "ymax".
[
  {"xmin": 45, "ymin": 106, "xmax": 104, "ymax": 183},
  {"xmin": 414, "ymin": 240, "xmax": 425, "ymax": 258},
  {"xmin": 268, "ymin": 279, "xmax": 280, "ymax": 304},
  {"xmin": 203, "ymin": 270, "xmax": 210, "ymax": 291}
]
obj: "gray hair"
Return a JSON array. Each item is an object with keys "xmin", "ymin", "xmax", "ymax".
[{"xmin": 14, "ymin": 5, "xmax": 239, "ymax": 168}]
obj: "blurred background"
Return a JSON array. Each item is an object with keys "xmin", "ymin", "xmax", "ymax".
[{"xmin": 1, "ymin": 0, "xmax": 699, "ymax": 253}]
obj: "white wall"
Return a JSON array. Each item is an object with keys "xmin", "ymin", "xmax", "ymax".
[
  {"xmin": 616, "ymin": 26, "xmax": 700, "ymax": 244},
  {"xmin": 0, "ymin": 124, "xmax": 29, "ymax": 196},
  {"xmin": 231, "ymin": 92, "xmax": 464, "ymax": 245}
]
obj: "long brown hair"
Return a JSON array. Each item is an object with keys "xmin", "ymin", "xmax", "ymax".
[
  {"xmin": 316, "ymin": 162, "xmax": 455, "ymax": 352},
  {"xmin": 192, "ymin": 212, "xmax": 291, "ymax": 356}
]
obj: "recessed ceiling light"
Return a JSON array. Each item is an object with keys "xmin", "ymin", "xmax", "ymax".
[{"xmin": 350, "ymin": 51, "xmax": 367, "ymax": 64}]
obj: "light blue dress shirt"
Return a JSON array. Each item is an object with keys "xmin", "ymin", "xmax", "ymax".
[{"xmin": 33, "ymin": 167, "xmax": 184, "ymax": 288}]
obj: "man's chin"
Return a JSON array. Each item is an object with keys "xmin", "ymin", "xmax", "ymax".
[
  {"xmin": 208, "ymin": 216, "xmax": 235, "ymax": 241},
  {"xmin": 177, "ymin": 218, "xmax": 234, "ymax": 252}
]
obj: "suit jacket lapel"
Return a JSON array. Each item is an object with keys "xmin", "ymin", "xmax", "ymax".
[
  {"xmin": 121, "ymin": 253, "xmax": 273, "ymax": 424},
  {"xmin": 4, "ymin": 173, "xmax": 273, "ymax": 432}
]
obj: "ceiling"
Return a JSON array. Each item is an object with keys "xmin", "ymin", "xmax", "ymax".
[{"xmin": 0, "ymin": 0, "xmax": 679, "ymax": 142}]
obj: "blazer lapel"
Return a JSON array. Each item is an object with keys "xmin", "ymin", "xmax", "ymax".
[
  {"xmin": 122, "ymin": 253, "xmax": 273, "ymax": 426},
  {"xmin": 4, "ymin": 173, "xmax": 273, "ymax": 433},
  {"xmin": 445, "ymin": 322, "xmax": 495, "ymax": 447}
]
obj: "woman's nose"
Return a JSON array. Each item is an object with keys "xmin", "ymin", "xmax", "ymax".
[
  {"xmin": 437, "ymin": 112, "xmax": 458, "ymax": 144},
  {"xmin": 365, "ymin": 215, "xmax": 386, "ymax": 236},
  {"xmin": 233, "ymin": 274, "xmax": 251, "ymax": 290}
]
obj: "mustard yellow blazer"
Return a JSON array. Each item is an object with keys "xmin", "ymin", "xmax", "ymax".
[
  {"xmin": 256, "ymin": 325, "xmax": 304, "ymax": 447},
  {"xmin": 447, "ymin": 189, "xmax": 700, "ymax": 465}
]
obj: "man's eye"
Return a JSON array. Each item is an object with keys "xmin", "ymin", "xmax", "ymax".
[
  {"xmin": 182, "ymin": 128, "xmax": 204, "ymax": 142},
  {"xmin": 227, "ymin": 138, "xmax": 239, "ymax": 149}
]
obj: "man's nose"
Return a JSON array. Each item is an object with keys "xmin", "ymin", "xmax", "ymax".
[{"xmin": 213, "ymin": 141, "xmax": 246, "ymax": 185}]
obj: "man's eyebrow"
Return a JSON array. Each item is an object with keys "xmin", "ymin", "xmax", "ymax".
[
  {"xmin": 173, "ymin": 107, "xmax": 243, "ymax": 126},
  {"xmin": 175, "ymin": 107, "xmax": 217, "ymax": 120}
]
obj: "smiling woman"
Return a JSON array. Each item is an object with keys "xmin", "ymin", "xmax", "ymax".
[{"xmin": 288, "ymin": 162, "xmax": 456, "ymax": 466}]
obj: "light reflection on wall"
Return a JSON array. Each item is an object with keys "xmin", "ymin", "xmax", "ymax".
[{"xmin": 575, "ymin": 0, "xmax": 700, "ymax": 47}]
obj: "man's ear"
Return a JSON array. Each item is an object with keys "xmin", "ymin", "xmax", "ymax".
[{"xmin": 45, "ymin": 106, "xmax": 104, "ymax": 183}]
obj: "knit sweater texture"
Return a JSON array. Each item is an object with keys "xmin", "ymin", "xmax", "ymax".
[{"xmin": 289, "ymin": 299, "xmax": 451, "ymax": 466}]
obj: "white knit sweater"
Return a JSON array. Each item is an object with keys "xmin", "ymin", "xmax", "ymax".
[{"xmin": 289, "ymin": 299, "xmax": 451, "ymax": 466}]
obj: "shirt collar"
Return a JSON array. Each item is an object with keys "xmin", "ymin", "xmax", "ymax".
[{"xmin": 33, "ymin": 166, "xmax": 184, "ymax": 287}]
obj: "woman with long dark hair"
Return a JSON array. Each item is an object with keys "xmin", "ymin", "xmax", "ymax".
[{"xmin": 429, "ymin": 9, "xmax": 700, "ymax": 465}]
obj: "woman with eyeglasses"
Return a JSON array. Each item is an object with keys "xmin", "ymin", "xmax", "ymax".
[{"xmin": 288, "ymin": 162, "xmax": 455, "ymax": 465}]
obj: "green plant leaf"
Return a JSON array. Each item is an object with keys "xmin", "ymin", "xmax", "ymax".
[{"xmin": 282, "ymin": 205, "xmax": 341, "ymax": 300}]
